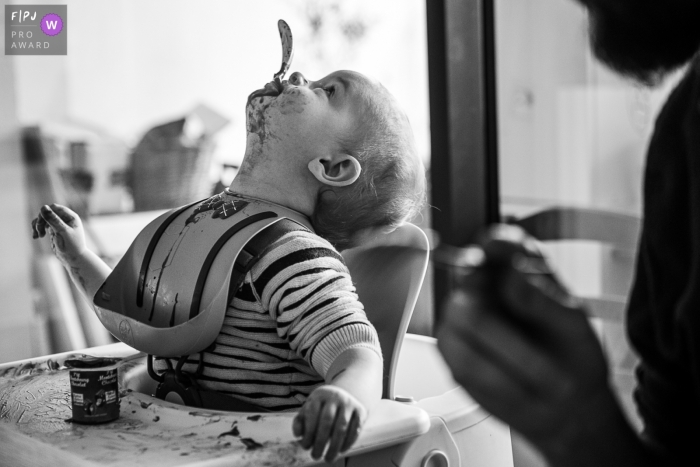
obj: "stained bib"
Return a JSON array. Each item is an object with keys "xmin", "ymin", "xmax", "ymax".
[{"xmin": 93, "ymin": 193, "xmax": 312, "ymax": 357}]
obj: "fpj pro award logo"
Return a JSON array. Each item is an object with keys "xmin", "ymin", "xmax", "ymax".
[{"xmin": 5, "ymin": 5, "xmax": 67, "ymax": 55}]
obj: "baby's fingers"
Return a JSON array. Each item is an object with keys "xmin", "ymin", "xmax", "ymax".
[
  {"xmin": 48, "ymin": 204, "xmax": 81, "ymax": 229},
  {"xmin": 293, "ymin": 413, "xmax": 304, "ymax": 438},
  {"xmin": 40, "ymin": 205, "xmax": 70, "ymax": 232},
  {"xmin": 340, "ymin": 411, "xmax": 361, "ymax": 454},
  {"xmin": 298, "ymin": 399, "xmax": 321, "ymax": 450},
  {"xmin": 324, "ymin": 408, "xmax": 354, "ymax": 463},
  {"xmin": 31, "ymin": 216, "xmax": 48, "ymax": 238},
  {"xmin": 312, "ymin": 403, "xmax": 337, "ymax": 460}
]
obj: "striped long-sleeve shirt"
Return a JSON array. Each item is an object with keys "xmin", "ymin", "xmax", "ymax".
[{"xmin": 157, "ymin": 228, "xmax": 382, "ymax": 411}]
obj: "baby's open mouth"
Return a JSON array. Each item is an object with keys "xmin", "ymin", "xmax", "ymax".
[{"xmin": 248, "ymin": 80, "xmax": 284, "ymax": 102}]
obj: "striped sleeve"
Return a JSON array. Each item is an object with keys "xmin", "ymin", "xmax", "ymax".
[{"xmin": 249, "ymin": 229, "xmax": 382, "ymax": 377}]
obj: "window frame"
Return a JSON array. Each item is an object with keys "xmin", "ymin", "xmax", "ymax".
[{"xmin": 426, "ymin": 0, "xmax": 500, "ymax": 321}]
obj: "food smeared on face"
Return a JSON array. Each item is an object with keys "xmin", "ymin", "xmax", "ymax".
[
  {"xmin": 245, "ymin": 77, "xmax": 313, "ymax": 149},
  {"xmin": 242, "ymin": 69, "xmax": 374, "ymax": 177}
]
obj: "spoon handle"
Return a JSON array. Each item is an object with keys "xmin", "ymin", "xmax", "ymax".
[{"xmin": 273, "ymin": 19, "xmax": 294, "ymax": 82}]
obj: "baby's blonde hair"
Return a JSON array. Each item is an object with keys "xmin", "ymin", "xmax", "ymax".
[{"xmin": 311, "ymin": 84, "xmax": 425, "ymax": 250}]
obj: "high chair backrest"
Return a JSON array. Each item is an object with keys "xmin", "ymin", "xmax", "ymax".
[{"xmin": 341, "ymin": 223, "xmax": 430, "ymax": 400}]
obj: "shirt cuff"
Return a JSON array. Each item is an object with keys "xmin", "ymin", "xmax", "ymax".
[{"xmin": 310, "ymin": 323, "xmax": 382, "ymax": 377}]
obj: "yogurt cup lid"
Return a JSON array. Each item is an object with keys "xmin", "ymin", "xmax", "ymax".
[{"xmin": 64, "ymin": 355, "xmax": 120, "ymax": 369}]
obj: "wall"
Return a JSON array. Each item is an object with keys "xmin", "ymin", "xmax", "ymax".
[
  {"xmin": 12, "ymin": 0, "xmax": 430, "ymax": 173},
  {"xmin": 0, "ymin": 3, "xmax": 37, "ymax": 362},
  {"xmin": 496, "ymin": 0, "xmax": 680, "ymax": 217}
]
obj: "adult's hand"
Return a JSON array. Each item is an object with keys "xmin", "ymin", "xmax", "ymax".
[{"xmin": 436, "ymin": 255, "xmax": 652, "ymax": 465}]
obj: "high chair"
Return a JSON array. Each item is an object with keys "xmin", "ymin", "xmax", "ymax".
[
  {"xmin": 0, "ymin": 221, "xmax": 514, "ymax": 466},
  {"xmin": 341, "ymin": 223, "xmax": 430, "ymax": 400}
]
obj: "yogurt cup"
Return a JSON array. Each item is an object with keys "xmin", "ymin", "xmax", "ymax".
[{"xmin": 65, "ymin": 356, "xmax": 120, "ymax": 424}]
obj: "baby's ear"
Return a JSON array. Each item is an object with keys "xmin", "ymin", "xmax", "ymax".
[{"xmin": 308, "ymin": 154, "xmax": 361, "ymax": 187}]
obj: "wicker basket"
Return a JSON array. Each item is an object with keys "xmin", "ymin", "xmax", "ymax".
[{"xmin": 129, "ymin": 118, "xmax": 214, "ymax": 211}]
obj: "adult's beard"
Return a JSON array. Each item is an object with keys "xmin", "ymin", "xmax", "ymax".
[{"xmin": 585, "ymin": 1, "xmax": 700, "ymax": 85}]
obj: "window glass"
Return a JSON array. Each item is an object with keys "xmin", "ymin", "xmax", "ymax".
[
  {"xmin": 496, "ymin": 0, "xmax": 681, "ymax": 294},
  {"xmin": 495, "ymin": 0, "xmax": 684, "ymax": 429}
]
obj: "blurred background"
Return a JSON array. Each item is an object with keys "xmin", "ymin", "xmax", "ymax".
[
  {"xmin": 1, "ymin": 0, "xmax": 431, "ymax": 361},
  {"xmin": 0, "ymin": 2, "xmax": 685, "ymax": 452}
]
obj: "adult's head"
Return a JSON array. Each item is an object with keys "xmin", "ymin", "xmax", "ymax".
[
  {"xmin": 233, "ymin": 69, "xmax": 425, "ymax": 250},
  {"xmin": 576, "ymin": 0, "xmax": 700, "ymax": 84}
]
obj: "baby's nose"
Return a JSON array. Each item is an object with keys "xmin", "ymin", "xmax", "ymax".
[{"xmin": 289, "ymin": 72, "xmax": 307, "ymax": 86}]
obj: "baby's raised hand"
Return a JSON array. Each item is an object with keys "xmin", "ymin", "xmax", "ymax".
[
  {"xmin": 31, "ymin": 204, "xmax": 87, "ymax": 266},
  {"xmin": 293, "ymin": 385, "xmax": 366, "ymax": 463}
]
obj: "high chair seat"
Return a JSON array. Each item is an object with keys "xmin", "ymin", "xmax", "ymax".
[{"xmin": 341, "ymin": 223, "xmax": 430, "ymax": 400}]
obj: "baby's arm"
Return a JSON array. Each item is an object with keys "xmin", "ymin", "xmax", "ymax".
[
  {"xmin": 253, "ymin": 230, "xmax": 383, "ymax": 463},
  {"xmin": 31, "ymin": 204, "xmax": 112, "ymax": 309},
  {"xmin": 293, "ymin": 346, "xmax": 382, "ymax": 463}
]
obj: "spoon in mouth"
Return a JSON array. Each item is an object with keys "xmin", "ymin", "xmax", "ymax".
[{"xmin": 273, "ymin": 19, "xmax": 294, "ymax": 91}]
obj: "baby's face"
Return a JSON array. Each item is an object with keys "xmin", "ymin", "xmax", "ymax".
[{"xmin": 245, "ymin": 70, "xmax": 373, "ymax": 161}]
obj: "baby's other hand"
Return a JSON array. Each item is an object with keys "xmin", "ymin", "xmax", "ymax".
[
  {"xmin": 31, "ymin": 204, "xmax": 87, "ymax": 266},
  {"xmin": 293, "ymin": 385, "xmax": 366, "ymax": 463}
]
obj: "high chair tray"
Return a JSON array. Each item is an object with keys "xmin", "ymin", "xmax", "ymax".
[{"xmin": 0, "ymin": 343, "xmax": 431, "ymax": 467}]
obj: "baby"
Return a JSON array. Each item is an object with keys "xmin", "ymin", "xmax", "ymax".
[{"xmin": 32, "ymin": 69, "xmax": 425, "ymax": 463}]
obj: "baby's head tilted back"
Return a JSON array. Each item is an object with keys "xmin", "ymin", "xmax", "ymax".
[{"xmin": 311, "ymin": 76, "xmax": 426, "ymax": 251}]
